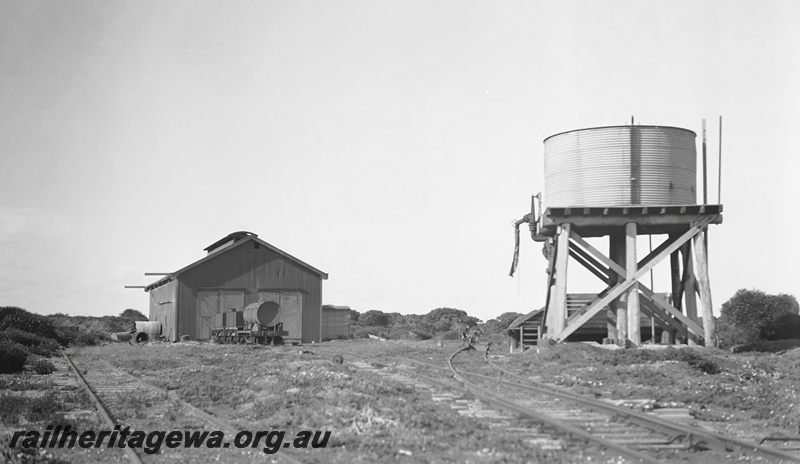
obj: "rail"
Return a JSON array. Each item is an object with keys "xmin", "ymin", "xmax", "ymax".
[
  {"xmin": 63, "ymin": 351, "xmax": 305, "ymax": 464},
  {"xmin": 447, "ymin": 347, "xmax": 661, "ymax": 463},
  {"xmin": 479, "ymin": 348, "xmax": 800, "ymax": 463}
]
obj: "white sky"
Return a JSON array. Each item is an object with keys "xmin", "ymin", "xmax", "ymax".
[{"xmin": 1, "ymin": 0, "xmax": 799, "ymax": 322}]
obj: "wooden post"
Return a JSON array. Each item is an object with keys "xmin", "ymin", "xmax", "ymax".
[
  {"xmin": 667, "ymin": 256, "xmax": 680, "ymax": 346},
  {"xmin": 680, "ymin": 241, "xmax": 699, "ymax": 345},
  {"xmin": 680, "ymin": 242, "xmax": 698, "ymax": 320},
  {"xmin": 547, "ymin": 224, "xmax": 571, "ymax": 336},
  {"xmin": 669, "ymin": 233, "xmax": 683, "ymax": 313},
  {"xmin": 607, "ymin": 236, "xmax": 619, "ymax": 340},
  {"xmin": 651, "ymin": 316, "xmax": 656, "ymax": 343},
  {"xmin": 540, "ymin": 240, "xmax": 556, "ymax": 338},
  {"xmin": 694, "ymin": 232, "xmax": 716, "ymax": 346},
  {"xmin": 611, "ymin": 232, "xmax": 627, "ymax": 344},
  {"xmin": 626, "ymin": 223, "xmax": 641, "ymax": 346}
]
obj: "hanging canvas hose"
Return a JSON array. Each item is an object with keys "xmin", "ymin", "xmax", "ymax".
[
  {"xmin": 509, "ymin": 221, "xmax": 522, "ymax": 277},
  {"xmin": 509, "ymin": 214, "xmax": 532, "ymax": 277}
]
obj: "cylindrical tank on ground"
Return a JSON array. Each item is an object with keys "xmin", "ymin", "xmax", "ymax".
[
  {"xmin": 243, "ymin": 301, "xmax": 280, "ymax": 326},
  {"xmin": 135, "ymin": 321, "xmax": 162, "ymax": 337},
  {"xmin": 543, "ymin": 125, "xmax": 697, "ymax": 208},
  {"xmin": 134, "ymin": 321, "xmax": 162, "ymax": 343}
]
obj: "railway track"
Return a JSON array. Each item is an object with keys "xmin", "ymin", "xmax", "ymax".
[
  {"xmin": 62, "ymin": 350, "xmax": 304, "ymax": 464},
  {"xmin": 480, "ymin": 347, "xmax": 800, "ymax": 462},
  {"xmin": 448, "ymin": 345, "xmax": 800, "ymax": 463},
  {"xmin": 310, "ymin": 341, "xmax": 800, "ymax": 463}
]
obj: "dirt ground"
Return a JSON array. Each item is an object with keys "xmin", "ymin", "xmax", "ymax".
[{"xmin": 2, "ymin": 339, "xmax": 799, "ymax": 463}]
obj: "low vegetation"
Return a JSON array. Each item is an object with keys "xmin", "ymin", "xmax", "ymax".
[
  {"xmin": 341, "ymin": 306, "xmax": 522, "ymax": 345},
  {"xmin": 0, "ymin": 306, "xmax": 149, "ymax": 374},
  {"xmin": 502, "ymin": 342, "xmax": 800, "ymax": 435},
  {"xmin": 0, "ymin": 339, "xmax": 29, "ymax": 374}
]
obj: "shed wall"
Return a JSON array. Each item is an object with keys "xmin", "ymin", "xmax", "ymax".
[
  {"xmin": 148, "ymin": 280, "xmax": 178, "ymax": 342},
  {"xmin": 176, "ymin": 240, "xmax": 323, "ymax": 342}
]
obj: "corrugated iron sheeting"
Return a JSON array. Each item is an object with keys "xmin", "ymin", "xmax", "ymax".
[
  {"xmin": 321, "ymin": 308, "xmax": 350, "ymax": 340},
  {"xmin": 544, "ymin": 126, "xmax": 696, "ymax": 208}
]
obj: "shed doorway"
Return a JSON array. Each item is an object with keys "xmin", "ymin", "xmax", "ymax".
[
  {"xmin": 258, "ymin": 291, "xmax": 303, "ymax": 340},
  {"xmin": 198, "ymin": 289, "xmax": 243, "ymax": 340}
]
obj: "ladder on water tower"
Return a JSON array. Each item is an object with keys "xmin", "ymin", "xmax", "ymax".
[
  {"xmin": 517, "ymin": 295, "xmax": 597, "ymax": 349},
  {"xmin": 519, "ymin": 323, "xmax": 541, "ymax": 348}
]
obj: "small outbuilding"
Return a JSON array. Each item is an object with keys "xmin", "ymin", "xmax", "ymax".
[
  {"xmin": 145, "ymin": 231, "xmax": 328, "ymax": 343},
  {"xmin": 321, "ymin": 305, "xmax": 351, "ymax": 341}
]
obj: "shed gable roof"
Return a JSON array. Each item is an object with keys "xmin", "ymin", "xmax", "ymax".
[{"xmin": 145, "ymin": 234, "xmax": 328, "ymax": 291}]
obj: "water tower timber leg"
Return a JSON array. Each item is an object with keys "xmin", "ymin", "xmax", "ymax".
[
  {"xmin": 553, "ymin": 217, "xmax": 714, "ymax": 343},
  {"xmin": 693, "ymin": 230, "xmax": 716, "ymax": 346},
  {"xmin": 539, "ymin": 239, "xmax": 557, "ymax": 340},
  {"xmin": 546, "ymin": 224, "xmax": 571, "ymax": 337},
  {"xmin": 681, "ymin": 240, "xmax": 701, "ymax": 345},
  {"xmin": 610, "ymin": 232, "xmax": 627, "ymax": 344},
  {"xmin": 625, "ymin": 223, "xmax": 641, "ymax": 346},
  {"xmin": 667, "ymin": 239, "xmax": 683, "ymax": 344}
]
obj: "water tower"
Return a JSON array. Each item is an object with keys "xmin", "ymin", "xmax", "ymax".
[{"xmin": 509, "ymin": 124, "xmax": 722, "ymax": 348}]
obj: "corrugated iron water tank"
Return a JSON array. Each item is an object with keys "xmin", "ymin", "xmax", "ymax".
[{"xmin": 543, "ymin": 126, "xmax": 697, "ymax": 207}]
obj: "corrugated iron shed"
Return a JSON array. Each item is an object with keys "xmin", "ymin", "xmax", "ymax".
[
  {"xmin": 145, "ymin": 232, "xmax": 327, "ymax": 343},
  {"xmin": 321, "ymin": 305, "xmax": 351, "ymax": 341}
]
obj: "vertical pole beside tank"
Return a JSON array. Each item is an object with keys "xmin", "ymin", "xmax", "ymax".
[
  {"xmin": 702, "ymin": 119, "xmax": 708, "ymax": 205},
  {"xmin": 718, "ymin": 116, "xmax": 723, "ymax": 203},
  {"xmin": 626, "ymin": 223, "xmax": 641, "ymax": 346},
  {"xmin": 702, "ymin": 119, "xmax": 709, "ymax": 261}
]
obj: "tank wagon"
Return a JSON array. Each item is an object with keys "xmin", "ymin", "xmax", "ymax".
[{"xmin": 211, "ymin": 301, "xmax": 288, "ymax": 345}]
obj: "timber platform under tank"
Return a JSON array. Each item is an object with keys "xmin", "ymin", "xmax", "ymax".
[{"xmin": 537, "ymin": 204, "xmax": 723, "ymax": 238}]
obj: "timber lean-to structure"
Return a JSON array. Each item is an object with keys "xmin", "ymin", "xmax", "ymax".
[{"xmin": 509, "ymin": 125, "xmax": 722, "ymax": 349}]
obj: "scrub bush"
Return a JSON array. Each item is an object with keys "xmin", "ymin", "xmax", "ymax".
[
  {"xmin": 30, "ymin": 358, "xmax": 56, "ymax": 375},
  {"xmin": 0, "ymin": 328, "xmax": 61, "ymax": 356},
  {"xmin": 0, "ymin": 307, "xmax": 58, "ymax": 340},
  {"xmin": 0, "ymin": 340, "xmax": 29, "ymax": 374}
]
